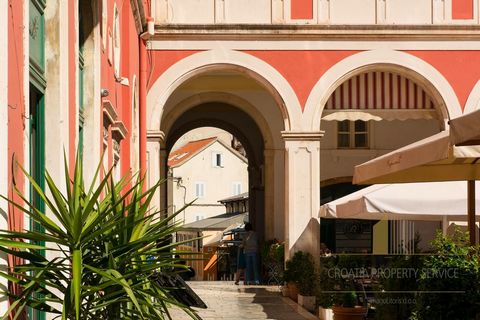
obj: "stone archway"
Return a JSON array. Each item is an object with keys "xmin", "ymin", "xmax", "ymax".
[
  {"xmin": 303, "ymin": 50, "xmax": 462, "ymax": 132},
  {"xmin": 147, "ymin": 65, "xmax": 291, "ymax": 251},
  {"xmin": 315, "ymin": 56, "xmax": 453, "ymax": 255}
]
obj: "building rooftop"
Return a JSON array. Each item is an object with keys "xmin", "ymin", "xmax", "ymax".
[
  {"xmin": 218, "ymin": 192, "xmax": 249, "ymax": 204},
  {"xmin": 167, "ymin": 137, "xmax": 217, "ymax": 167},
  {"xmin": 181, "ymin": 212, "xmax": 248, "ymax": 231}
]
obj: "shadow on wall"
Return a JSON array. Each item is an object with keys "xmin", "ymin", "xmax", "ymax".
[
  {"xmin": 0, "ymin": 207, "xmax": 7, "ymax": 303},
  {"xmin": 290, "ymin": 218, "xmax": 320, "ymax": 262}
]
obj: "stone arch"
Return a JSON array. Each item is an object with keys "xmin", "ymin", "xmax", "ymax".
[
  {"xmin": 161, "ymin": 92, "xmax": 276, "ymax": 151},
  {"xmin": 146, "ymin": 49, "xmax": 303, "ymax": 133},
  {"xmin": 464, "ymin": 80, "xmax": 480, "ymax": 114},
  {"xmin": 303, "ymin": 50, "xmax": 462, "ymax": 131}
]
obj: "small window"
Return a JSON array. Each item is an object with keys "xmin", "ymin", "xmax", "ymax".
[
  {"xmin": 211, "ymin": 151, "xmax": 224, "ymax": 168},
  {"xmin": 113, "ymin": 5, "xmax": 120, "ymax": 77},
  {"xmin": 232, "ymin": 182, "xmax": 241, "ymax": 196},
  {"xmin": 195, "ymin": 182, "xmax": 205, "ymax": 198},
  {"xmin": 337, "ymin": 120, "xmax": 369, "ymax": 149},
  {"xmin": 195, "ymin": 215, "xmax": 204, "ymax": 221}
]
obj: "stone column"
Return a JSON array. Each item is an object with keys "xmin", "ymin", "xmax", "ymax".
[
  {"xmin": 282, "ymin": 131, "xmax": 324, "ymax": 261},
  {"xmin": 264, "ymin": 148, "xmax": 286, "ymax": 241},
  {"xmin": 146, "ymin": 130, "xmax": 166, "ymax": 216}
]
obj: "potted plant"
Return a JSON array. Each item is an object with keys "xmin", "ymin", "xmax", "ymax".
[
  {"xmin": 284, "ymin": 251, "xmax": 316, "ymax": 311},
  {"xmin": 0, "ymin": 155, "xmax": 202, "ymax": 319},
  {"xmin": 317, "ymin": 255, "xmax": 367, "ymax": 320},
  {"xmin": 261, "ymin": 239, "xmax": 285, "ymax": 286},
  {"xmin": 331, "ymin": 291, "xmax": 367, "ymax": 320}
]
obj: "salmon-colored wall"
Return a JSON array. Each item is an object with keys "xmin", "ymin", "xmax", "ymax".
[
  {"xmin": 452, "ymin": 0, "xmax": 474, "ymax": 19},
  {"xmin": 147, "ymin": 51, "xmax": 200, "ymax": 91},
  {"xmin": 120, "ymin": 0, "xmax": 141, "ymax": 177},
  {"xmin": 7, "ymin": 0, "xmax": 25, "ymax": 233},
  {"xmin": 100, "ymin": 0, "xmax": 142, "ymax": 176},
  {"xmin": 291, "ymin": 0, "xmax": 313, "ymax": 20},
  {"xmin": 408, "ymin": 51, "xmax": 480, "ymax": 110},
  {"xmin": 245, "ymin": 51, "xmax": 359, "ymax": 110}
]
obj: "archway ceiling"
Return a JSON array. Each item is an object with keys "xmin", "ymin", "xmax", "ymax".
[
  {"xmin": 177, "ymin": 73, "xmax": 266, "ymax": 92},
  {"xmin": 165, "ymin": 103, "xmax": 265, "ymax": 167}
]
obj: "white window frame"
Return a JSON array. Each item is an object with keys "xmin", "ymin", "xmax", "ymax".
[
  {"xmin": 195, "ymin": 181, "xmax": 206, "ymax": 199},
  {"xmin": 101, "ymin": 0, "xmax": 107, "ymax": 50},
  {"xmin": 337, "ymin": 120, "xmax": 370, "ymax": 149},
  {"xmin": 113, "ymin": 4, "xmax": 121, "ymax": 77},
  {"xmin": 232, "ymin": 182, "xmax": 242, "ymax": 196},
  {"xmin": 211, "ymin": 151, "xmax": 224, "ymax": 168}
]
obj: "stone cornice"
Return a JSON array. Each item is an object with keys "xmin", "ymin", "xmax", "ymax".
[
  {"xmin": 152, "ymin": 24, "xmax": 480, "ymax": 41},
  {"xmin": 112, "ymin": 121, "xmax": 128, "ymax": 141},
  {"xmin": 281, "ymin": 131, "xmax": 325, "ymax": 141},
  {"xmin": 103, "ymin": 100, "xmax": 118, "ymax": 126},
  {"xmin": 131, "ymin": 0, "xmax": 146, "ymax": 34},
  {"xmin": 147, "ymin": 130, "xmax": 165, "ymax": 142}
]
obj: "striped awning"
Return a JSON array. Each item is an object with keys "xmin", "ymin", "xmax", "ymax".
[{"xmin": 323, "ymin": 71, "xmax": 439, "ymax": 121}]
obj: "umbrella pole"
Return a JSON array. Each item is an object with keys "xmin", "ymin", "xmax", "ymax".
[{"xmin": 468, "ymin": 180, "xmax": 476, "ymax": 246}]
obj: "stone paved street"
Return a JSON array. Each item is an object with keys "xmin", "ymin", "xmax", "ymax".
[{"xmin": 170, "ymin": 281, "xmax": 318, "ymax": 320}]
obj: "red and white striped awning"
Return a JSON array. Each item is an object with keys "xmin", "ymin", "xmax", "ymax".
[{"xmin": 323, "ymin": 71, "xmax": 439, "ymax": 121}]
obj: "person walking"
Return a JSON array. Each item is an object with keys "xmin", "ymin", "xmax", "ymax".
[
  {"xmin": 242, "ymin": 222, "xmax": 260, "ymax": 285},
  {"xmin": 234, "ymin": 244, "xmax": 246, "ymax": 285}
]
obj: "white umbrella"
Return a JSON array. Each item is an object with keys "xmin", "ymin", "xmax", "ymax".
[
  {"xmin": 320, "ymin": 181, "xmax": 480, "ymax": 222},
  {"xmin": 353, "ymin": 109, "xmax": 480, "ymax": 244}
]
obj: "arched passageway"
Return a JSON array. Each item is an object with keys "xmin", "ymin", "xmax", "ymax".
[
  {"xmin": 146, "ymin": 63, "xmax": 300, "ymax": 252},
  {"xmin": 318, "ymin": 63, "xmax": 450, "ymax": 255}
]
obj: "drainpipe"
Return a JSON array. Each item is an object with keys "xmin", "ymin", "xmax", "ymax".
[{"xmin": 139, "ymin": 37, "xmax": 147, "ymax": 181}]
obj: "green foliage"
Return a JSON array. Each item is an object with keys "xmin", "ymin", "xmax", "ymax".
[
  {"xmin": 261, "ymin": 239, "xmax": 284, "ymax": 265},
  {"xmin": 341, "ymin": 291, "xmax": 357, "ymax": 308},
  {"xmin": 374, "ymin": 234, "xmax": 423, "ymax": 320},
  {"xmin": 316, "ymin": 254, "xmax": 367, "ymax": 308},
  {"xmin": 0, "ymin": 154, "xmax": 200, "ymax": 320},
  {"xmin": 261, "ymin": 239, "xmax": 285, "ymax": 285},
  {"xmin": 413, "ymin": 229, "xmax": 480, "ymax": 320},
  {"xmin": 283, "ymin": 251, "xmax": 316, "ymax": 296}
]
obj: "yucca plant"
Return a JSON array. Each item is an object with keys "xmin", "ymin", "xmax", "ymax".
[{"xmin": 0, "ymin": 154, "xmax": 201, "ymax": 319}]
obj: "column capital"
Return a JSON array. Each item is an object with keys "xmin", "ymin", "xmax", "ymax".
[
  {"xmin": 281, "ymin": 131, "xmax": 325, "ymax": 141},
  {"xmin": 147, "ymin": 130, "xmax": 165, "ymax": 142}
]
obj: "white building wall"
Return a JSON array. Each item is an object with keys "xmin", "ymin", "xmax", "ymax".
[
  {"xmin": 0, "ymin": 0, "xmax": 8, "ymax": 314},
  {"xmin": 153, "ymin": 0, "xmax": 480, "ymax": 25},
  {"xmin": 320, "ymin": 119, "xmax": 441, "ymax": 182},
  {"xmin": 171, "ymin": 141, "xmax": 248, "ymax": 224},
  {"xmin": 172, "ymin": 127, "xmax": 233, "ymax": 151}
]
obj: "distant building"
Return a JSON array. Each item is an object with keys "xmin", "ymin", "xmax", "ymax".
[
  {"xmin": 168, "ymin": 137, "xmax": 248, "ymax": 224},
  {"xmin": 176, "ymin": 193, "xmax": 249, "ymax": 281}
]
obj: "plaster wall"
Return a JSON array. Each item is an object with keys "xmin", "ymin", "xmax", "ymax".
[
  {"xmin": 44, "ymin": 0, "xmax": 71, "ymax": 192},
  {"xmin": 171, "ymin": 141, "xmax": 248, "ymax": 224},
  {"xmin": 320, "ymin": 119, "xmax": 441, "ymax": 181},
  {"xmin": 172, "ymin": 128, "xmax": 233, "ymax": 151},
  {"xmin": 0, "ymin": 0, "xmax": 8, "ymax": 314},
  {"xmin": 152, "ymin": 0, "xmax": 480, "ymax": 25}
]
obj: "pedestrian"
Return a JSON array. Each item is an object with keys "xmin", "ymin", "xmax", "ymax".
[
  {"xmin": 242, "ymin": 222, "xmax": 260, "ymax": 285},
  {"xmin": 234, "ymin": 242, "xmax": 246, "ymax": 285}
]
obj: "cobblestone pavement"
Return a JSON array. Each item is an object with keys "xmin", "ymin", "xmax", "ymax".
[{"xmin": 169, "ymin": 281, "xmax": 318, "ymax": 320}]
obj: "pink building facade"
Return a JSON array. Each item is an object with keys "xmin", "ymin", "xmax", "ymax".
[
  {"xmin": 144, "ymin": 0, "xmax": 480, "ymax": 260},
  {"xmin": 1, "ymin": 0, "xmax": 149, "ymax": 317},
  {"xmin": 1, "ymin": 0, "xmax": 480, "ymax": 316}
]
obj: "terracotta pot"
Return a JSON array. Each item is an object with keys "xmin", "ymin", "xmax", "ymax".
[
  {"xmin": 287, "ymin": 282, "xmax": 299, "ymax": 302},
  {"xmin": 281, "ymin": 285, "xmax": 289, "ymax": 297},
  {"xmin": 332, "ymin": 305, "xmax": 368, "ymax": 320},
  {"xmin": 298, "ymin": 294, "xmax": 316, "ymax": 312}
]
